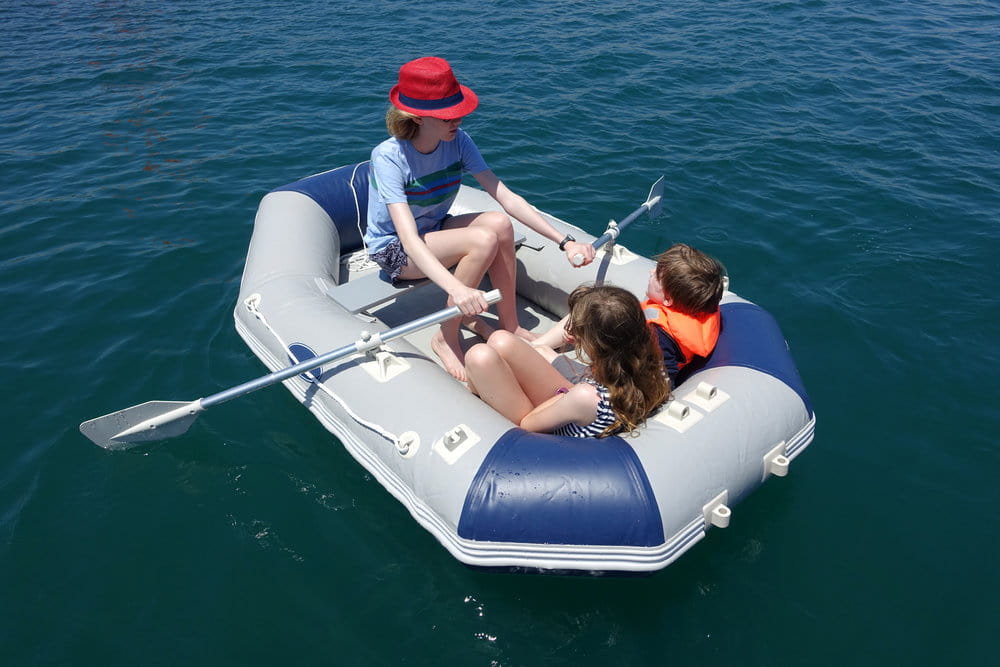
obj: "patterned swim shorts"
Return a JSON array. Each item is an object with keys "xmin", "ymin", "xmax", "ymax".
[
  {"xmin": 368, "ymin": 216, "xmax": 449, "ymax": 282},
  {"xmin": 369, "ymin": 239, "xmax": 409, "ymax": 283}
]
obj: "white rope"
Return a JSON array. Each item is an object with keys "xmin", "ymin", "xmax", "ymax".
[
  {"xmin": 342, "ymin": 249, "xmax": 378, "ymax": 273},
  {"xmin": 243, "ymin": 294, "xmax": 405, "ymax": 451},
  {"xmin": 341, "ymin": 161, "xmax": 379, "ymax": 274},
  {"xmin": 350, "ymin": 161, "xmax": 366, "ymax": 247}
]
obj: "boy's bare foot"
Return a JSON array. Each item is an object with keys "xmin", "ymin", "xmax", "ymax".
[{"xmin": 431, "ymin": 329, "xmax": 468, "ymax": 381}]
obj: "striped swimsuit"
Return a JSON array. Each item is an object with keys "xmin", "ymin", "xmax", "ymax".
[{"xmin": 553, "ymin": 380, "xmax": 618, "ymax": 438}]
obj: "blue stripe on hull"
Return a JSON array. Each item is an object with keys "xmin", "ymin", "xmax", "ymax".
[
  {"xmin": 680, "ymin": 302, "xmax": 813, "ymax": 417},
  {"xmin": 274, "ymin": 162, "xmax": 370, "ymax": 254},
  {"xmin": 458, "ymin": 429, "xmax": 665, "ymax": 547}
]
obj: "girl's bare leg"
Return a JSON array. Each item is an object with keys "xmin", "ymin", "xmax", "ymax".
[
  {"xmin": 486, "ymin": 331, "xmax": 570, "ymax": 405},
  {"xmin": 464, "ymin": 343, "xmax": 535, "ymax": 423}
]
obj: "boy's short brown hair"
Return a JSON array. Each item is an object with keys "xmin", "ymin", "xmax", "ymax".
[{"xmin": 654, "ymin": 243, "xmax": 726, "ymax": 315}]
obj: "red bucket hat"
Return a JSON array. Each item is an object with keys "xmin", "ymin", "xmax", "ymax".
[{"xmin": 389, "ymin": 57, "xmax": 479, "ymax": 119}]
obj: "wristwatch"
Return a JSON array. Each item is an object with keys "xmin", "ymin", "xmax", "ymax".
[{"xmin": 558, "ymin": 234, "xmax": 576, "ymax": 251}]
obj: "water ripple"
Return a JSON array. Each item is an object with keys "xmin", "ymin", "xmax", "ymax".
[{"xmin": 2, "ymin": 0, "xmax": 1000, "ymax": 664}]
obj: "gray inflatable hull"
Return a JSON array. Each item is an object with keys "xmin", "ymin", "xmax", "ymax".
[{"xmin": 234, "ymin": 163, "xmax": 815, "ymax": 573}]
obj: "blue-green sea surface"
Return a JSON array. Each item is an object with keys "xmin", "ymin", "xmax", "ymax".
[{"xmin": 2, "ymin": 1, "xmax": 998, "ymax": 665}]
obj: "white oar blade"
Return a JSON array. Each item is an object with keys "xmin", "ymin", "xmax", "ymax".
[
  {"xmin": 646, "ymin": 176, "xmax": 666, "ymax": 218},
  {"xmin": 80, "ymin": 400, "xmax": 203, "ymax": 450},
  {"xmin": 79, "ymin": 293, "xmax": 502, "ymax": 450}
]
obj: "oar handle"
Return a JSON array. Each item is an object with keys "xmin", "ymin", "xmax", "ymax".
[{"xmin": 201, "ymin": 289, "xmax": 502, "ymax": 409}]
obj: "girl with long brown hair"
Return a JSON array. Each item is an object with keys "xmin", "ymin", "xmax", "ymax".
[{"xmin": 465, "ymin": 285, "xmax": 670, "ymax": 438}]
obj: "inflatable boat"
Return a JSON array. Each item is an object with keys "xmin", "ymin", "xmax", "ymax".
[{"xmin": 232, "ymin": 162, "xmax": 815, "ymax": 574}]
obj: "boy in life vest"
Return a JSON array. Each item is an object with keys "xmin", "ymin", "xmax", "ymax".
[
  {"xmin": 532, "ymin": 243, "xmax": 725, "ymax": 386},
  {"xmin": 643, "ymin": 243, "xmax": 726, "ymax": 385}
]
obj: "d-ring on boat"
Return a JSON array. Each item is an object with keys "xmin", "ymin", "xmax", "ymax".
[{"xmin": 232, "ymin": 162, "xmax": 815, "ymax": 574}]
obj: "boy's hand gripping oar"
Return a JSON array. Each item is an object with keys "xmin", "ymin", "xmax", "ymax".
[
  {"xmin": 80, "ymin": 289, "xmax": 503, "ymax": 450},
  {"xmin": 572, "ymin": 176, "xmax": 666, "ymax": 266}
]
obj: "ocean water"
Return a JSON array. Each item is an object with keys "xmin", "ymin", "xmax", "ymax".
[{"xmin": 2, "ymin": 0, "xmax": 998, "ymax": 665}]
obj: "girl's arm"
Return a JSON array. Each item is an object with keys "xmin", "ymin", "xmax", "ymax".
[
  {"xmin": 471, "ymin": 170, "xmax": 596, "ymax": 267},
  {"xmin": 519, "ymin": 382, "xmax": 599, "ymax": 433},
  {"xmin": 386, "ymin": 202, "xmax": 488, "ymax": 315},
  {"xmin": 531, "ymin": 314, "xmax": 572, "ymax": 350}
]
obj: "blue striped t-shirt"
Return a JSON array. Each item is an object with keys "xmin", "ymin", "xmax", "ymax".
[{"xmin": 364, "ymin": 129, "xmax": 489, "ymax": 254}]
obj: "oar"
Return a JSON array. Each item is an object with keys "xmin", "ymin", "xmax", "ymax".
[
  {"xmin": 572, "ymin": 176, "xmax": 666, "ymax": 266},
  {"xmin": 80, "ymin": 289, "xmax": 503, "ymax": 450}
]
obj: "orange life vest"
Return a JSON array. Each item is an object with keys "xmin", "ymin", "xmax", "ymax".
[{"xmin": 642, "ymin": 300, "xmax": 721, "ymax": 368}]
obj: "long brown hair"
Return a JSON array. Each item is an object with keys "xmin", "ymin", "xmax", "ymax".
[{"xmin": 565, "ymin": 285, "xmax": 670, "ymax": 436}]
